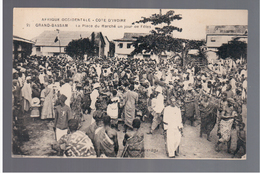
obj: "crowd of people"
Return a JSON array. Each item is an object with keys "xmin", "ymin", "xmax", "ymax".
[{"xmin": 12, "ymin": 54, "xmax": 247, "ymax": 158}]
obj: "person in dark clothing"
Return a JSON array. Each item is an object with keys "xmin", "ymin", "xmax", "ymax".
[
  {"xmin": 198, "ymin": 94, "xmax": 218, "ymax": 141},
  {"xmin": 232, "ymin": 122, "xmax": 246, "ymax": 158}
]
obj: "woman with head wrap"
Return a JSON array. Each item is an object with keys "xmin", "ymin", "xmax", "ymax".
[
  {"xmin": 40, "ymin": 79, "xmax": 55, "ymax": 119},
  {"xmin": 215, "ymin": 98, "xmax": 237, "ymax": 153},
  {"xmin": 122, "ymin": 118, "xmax": 144, "ymax": 158},
  {"xmin": 183, "ymin": 85, "xmax": 196, "ymax": 126},
  {"xmin": 198, "ymin": 94, "xmax": 218, "ymax": 141},
  {"xmin": 123, "ymin": 84, "xmax": 138, "ymax": 132}
]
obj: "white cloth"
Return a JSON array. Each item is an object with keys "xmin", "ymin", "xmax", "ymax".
[
  {"xmin": 107, "ymin": 97, "xmax": 119, "ymax": 119},
  {"xmin": 163, "ymin": 106, "xmax": 183, "ymax": 157},
  {"xmin": 39, "ymin": 74, "xmax": 45, "ymax": 84},
  {"xmin": 56, "ymin": 128, "xmax": 68, "ymax": 141},
  {"xmin": 90, "ymin": 89, "xmax": 99, "ymax": 110},
  {"xmin": 60, "ymin": 83, "xmax": 72, "ymax": 106},
  {"xmin": 242, "ymin": 80, "xmax": 247, "ymax": 90},
  {"xmin": 21, "ymin": 82, "xmax": 32, "ymax": 111},
  {"xmin": 153, "ymin": 93, "xmax": 164, "ymax": 114},
  {"xmin": 230, "ymin": 78, "xmax": 236, "ymax": 91}
]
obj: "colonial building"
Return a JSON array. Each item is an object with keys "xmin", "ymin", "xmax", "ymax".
[
  {"xmin": 114, "ymin": 33, "xmax": 147, "ymax": 58},
  {"xmin": 205, "ymin": 25, "xmax": 248, "ymax": 63},
  {"xmin": 206, "ymin": 25, "xmax": 248, "ymax": 51},
  {"xmin": 113, "ymin": 32, "xmax": 172, "ymax": 61},
  {"xmin": 205, "ymin": 25, "xmax": 248, "ymax": 74},
  {"xmin": 13, "ymin": 35, "xmax": 35, "ymax": 62},
  {"xmin": 31, "ymin": 31, "xmax": 111, "ymax": 57}
]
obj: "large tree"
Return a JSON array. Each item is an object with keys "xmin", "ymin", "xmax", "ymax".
[
  {"xmin": 216, "ymin": 38, "xmax": 247, "ymax": 62},
  {"xmin": 131, "ymin": 10, "xmax": 183, "ymax": 56},
  {"xmin": 65, "ymin": 38, "xmax": 97, "ymax": 60}
]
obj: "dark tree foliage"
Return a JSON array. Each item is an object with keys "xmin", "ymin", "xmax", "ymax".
[
  {"xmin": 216, "ymin": 39, "xmax": 247, "ymax": 61},
  {"xmin": 131, "ymin": 10, "xmax": 183, "ymax": 56},
  {"xmin": 65, "ymin": 38, "xmax": 97, "ymax": 60}
]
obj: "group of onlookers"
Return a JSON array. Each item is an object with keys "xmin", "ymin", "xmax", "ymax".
[{"xmin": 12, "ymin": 54, "xmax": 247, "ymax": 158}]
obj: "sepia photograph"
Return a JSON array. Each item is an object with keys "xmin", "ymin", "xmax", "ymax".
[{"xmin": 12, "ymin": 8, "xmax": 247, "ymax": 159}]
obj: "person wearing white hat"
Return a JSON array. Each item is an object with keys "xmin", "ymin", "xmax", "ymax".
[
  {"xmin": 30, "ymin": 97, "xmax": 41, "ymax": 118},
  {"xmin": 147, "ymin": 86, "xmax": 164, "ymax": 134}
]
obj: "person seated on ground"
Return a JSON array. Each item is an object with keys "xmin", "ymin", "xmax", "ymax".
[
  {"xmin": 52, "ymin": 119, "xmax": 96, "ymax": 157},
  {"xmin": 122, "ymin": 118, "xmax": 144, "ymax": 158},
  {"xmin": 94, "ymin": 115, "xmax": 119, "ymax": 157},
  {"xmin": 232, "ymin": 122, "xmax": 246, "ymax": 158}
]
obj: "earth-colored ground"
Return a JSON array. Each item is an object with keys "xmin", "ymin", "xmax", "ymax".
[{"xmin": 13, "ymin": 105, "xmax": 246, "ymax": 159}]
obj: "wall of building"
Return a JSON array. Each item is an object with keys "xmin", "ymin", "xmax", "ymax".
[
  {"xmin": 104, "ymin": 38, "xmax": 110, "ymax": 58},
  {"xmin": 206, "ymin": 35, "xmax": 247, "ymax": 48},
  {"xmin": 32, "ymin": 46, "xmax": 65, "ymax": 56},
  {"xmin": 115, "ymin": 41, "xmax": 135, "ymax": 55}
]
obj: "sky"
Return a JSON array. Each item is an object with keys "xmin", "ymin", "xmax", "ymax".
[{"xmin": 13, "ymin": 8, "xmax": 248, "ymax": 41}]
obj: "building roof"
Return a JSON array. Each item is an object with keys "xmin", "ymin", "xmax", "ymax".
[
  {"xmin": 114, "ymin": 32, "xmax": 148, "ymax": 42},
  {"xmin": 13, "ymin": 35, "xmax": 35, "ymax": 44},
  {"xmin": 32, "ymin": 31, "xmax": 102, "ymax": 47},
  {"xmin": 206, "ymin": 25, "xmax": 248, "ymax": 35}
]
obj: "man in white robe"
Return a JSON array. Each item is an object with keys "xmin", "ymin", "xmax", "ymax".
[
  {"xmin": 60, "ymin": 79, "xmax": 72, "ymax": 107},
  {"xmin": 21, "ymin": 76, "xmax": 32, "ymax": 112},
  {"xmin": 163, "ymin": 97, "xmax": 183, "ymax": 158}
]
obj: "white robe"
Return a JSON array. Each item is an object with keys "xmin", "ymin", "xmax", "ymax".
[
  {"xmin": 90, "ymin": 89, "xmax": 99, "ymax": 110},
  {"xmin": 163, "ymin": 105, "xmax": 183, "ymax": 157},
  {"xmin": 60, "ymin": 83, "xmax": 72, "ymax": 107}
]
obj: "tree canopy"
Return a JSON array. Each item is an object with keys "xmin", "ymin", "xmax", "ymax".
[
  {"xmin": 65, "ymin": 38, "xmax": 97, "ymax": 60},
  {"xmin": 216, "ymin": 39, "xmax": 247, "ymax": 61},
  {"xmin": 131, "ymin": 10, "xmax": 183, "ymax": 56}
]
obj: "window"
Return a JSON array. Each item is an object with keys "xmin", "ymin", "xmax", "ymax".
[
  {"xmin": 36, "ymin": 46, "xmax": 41, "ymax": 51},
  {"xmin": 210, "ymin": 37, "xmax": 216, "ymax": 42},
  {"xmin": 127, "ymin": 43, "xmax": 131, "ymax": 49},
  {"xmin": 118, "ymin": 43, "xmax": 123, "ymax": 48}
]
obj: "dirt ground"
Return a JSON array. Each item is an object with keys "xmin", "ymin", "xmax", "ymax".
[{"xmin": 13, "ymin": 104, "xmax": 246, "ymax": 159}]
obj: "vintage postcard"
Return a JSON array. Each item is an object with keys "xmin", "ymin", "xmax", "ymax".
[{"xmin": 12, "ymin": 8, "xmax": 247, "ymax": 159}]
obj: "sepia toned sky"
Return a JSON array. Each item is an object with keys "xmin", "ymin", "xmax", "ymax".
[{"xmin": 13, "ymin": 8, "xmax": 248, "ymax": 41}]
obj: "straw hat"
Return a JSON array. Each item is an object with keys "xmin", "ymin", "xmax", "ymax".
[{"xmin": 31, "ymin": 97, "xmax": 40, "ymax": 107}]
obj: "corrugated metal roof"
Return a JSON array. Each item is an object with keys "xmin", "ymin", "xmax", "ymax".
[
  {"xmin": 206, "ymin": 25, "xmax": 248, "ymax": 35},
  {"xmin": 32, "ymin": 31, "xmax": 101, "ymax": 46},
  {"xmin": 114, "ymin": 32, "xmax": 148, "ymax": 41},
  {"xmin": 13, "ymin": 35, "xmax": 35, "ymax": 44}
]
